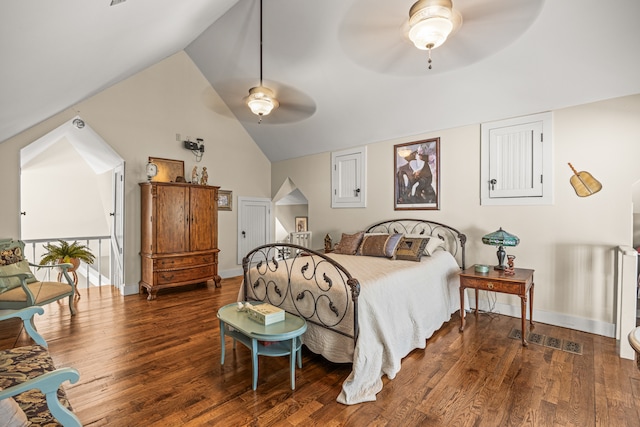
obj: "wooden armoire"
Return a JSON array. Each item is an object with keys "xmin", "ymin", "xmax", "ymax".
[{"xmin": 139, "ymin": 181, "xmax": 221, "ymax": 300}]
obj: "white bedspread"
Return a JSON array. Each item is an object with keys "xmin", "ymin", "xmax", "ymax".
[{"xmin": 239, "ymin": 250, "xmax": 464, "ymax": 405}]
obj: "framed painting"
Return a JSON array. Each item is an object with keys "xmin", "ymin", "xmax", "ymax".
[
  {"xmin": 394, "ymin": 138, "xmax": 440, "ymax": 210},
  {"xmin": 218, "ymin": 190, "xmax": 232, "ymax": 211},
  {"xmin": 149, "ymin": 157, "xmax": 185, "ymax": 183},
  {"xmin": 295, "ymin": 216, "xmax": 308, "ymax": 232}
]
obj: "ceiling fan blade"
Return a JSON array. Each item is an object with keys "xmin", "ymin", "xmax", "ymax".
[
  {"xmin": 456, "ymin": 0, "xmax": 542, "ymax": 25},
  {"xmin": 338, "ymin": 0, "xmax": 544, "ymax": 75}
]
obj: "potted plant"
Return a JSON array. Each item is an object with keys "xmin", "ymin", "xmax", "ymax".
[{"xmin": 39, "ymin": 240, "xmax": 96, "ymax": 271}]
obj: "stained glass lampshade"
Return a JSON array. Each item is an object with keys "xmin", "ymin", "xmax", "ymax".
[{"xmin": 482, "ymin": 227, "xmax": 519, "ymax": 270}]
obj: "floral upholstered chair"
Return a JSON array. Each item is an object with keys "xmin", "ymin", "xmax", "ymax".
[
  {"xmin": 0, "ymin": 239, "xmax": 76, "ymax": 316},
  {"xmin": 0, "ymin": 306, "xmax": 81, "ymax": 426}
]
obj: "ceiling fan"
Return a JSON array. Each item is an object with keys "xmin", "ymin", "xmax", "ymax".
[
  {"xmin": 219, "ymin": 79, "xmax": 317, "ymax": 125},
  {"xmin": 196, "ymin": 0, "xmax": 317, "ymax": 125},
  {"xmin": 339, "ymin": 0, "xmax": 544, "ymax": 75},
  {"xmin": 226, "ymin": 0, "xmax": 317, "ymax": 125}
]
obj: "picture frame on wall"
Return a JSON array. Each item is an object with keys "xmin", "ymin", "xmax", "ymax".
[
  {"xmin": 148, "ymin": 157, "xmax": 185, "ymax": 183},
  {"xmin": 295, "ymin": 216, "xmax": 308, "ymax": 232},
  {"xmin": 218, "ymin": 190, "xmax": 232, "ymax": 211},
  {"xmin": 394, "ymin": 138, "xmax": 440, "ymax": 210}
]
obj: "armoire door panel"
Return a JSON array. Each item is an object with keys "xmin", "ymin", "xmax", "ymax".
[
  {"xmin": 156, "ymin": 185, "xmax": 189, "ymax": 254},
  {"xmin": 190, "ymin": 186, "xmax": 217, "ymax": 252}
]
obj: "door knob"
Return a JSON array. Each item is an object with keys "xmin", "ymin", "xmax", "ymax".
[
  {"xmin": 490, "ymin": 179, "xmax": 497, "ymax": 190},
  {"xmin": 242, "ymin": 231, "xmax": 246, "ymax": 238}
]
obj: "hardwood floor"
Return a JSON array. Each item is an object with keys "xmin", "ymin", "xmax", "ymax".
[{"xmin": 2, "ymin": 277, "xmax": 640, "ymax": 426}]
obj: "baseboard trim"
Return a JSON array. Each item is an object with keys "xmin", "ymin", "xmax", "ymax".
[
  {"xmin": 220, "ymin": 267, "xmax": 243, "ymax": 279},
  {"xmin": 468, "ymin": 294, "xmax": 616, "ymax": 338},
  {"xmin": 120, "ymin": 283, "xmax": 139, "ymax": 296}
]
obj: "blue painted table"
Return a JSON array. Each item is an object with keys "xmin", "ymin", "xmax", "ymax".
[{"xmin": 217, "ymin": 302, "xmax": 307, "ymax": 390}]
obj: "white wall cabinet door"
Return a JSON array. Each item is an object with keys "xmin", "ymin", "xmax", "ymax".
[
  {"xmin": 481, "ymin": 112, "xmax": 553, "ymax": 205},
  {"xmin": 488, "ymin": 121, "xmax": 543, "ymax": 198},
  {"xmin": 331, "ymin": 146, "xmax": 366, "ymax": 208}
]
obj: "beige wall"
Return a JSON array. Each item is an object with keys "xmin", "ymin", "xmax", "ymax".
[
  {"xmin": 272, "ymin": 93, "xmax": 640, "ymax": 336},
  {"xmin": 0, "ymin": 52, "xmax": 271, "ymax": 292}
]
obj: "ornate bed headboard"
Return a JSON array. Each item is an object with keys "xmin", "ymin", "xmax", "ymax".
[{"xmin": 365, "ymin": 219, "xmax": 466, "ymax": 269}]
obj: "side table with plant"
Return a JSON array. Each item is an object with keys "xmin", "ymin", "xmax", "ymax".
[{"xmin": 39, "ymin": 240, "xmax": 96, "ymax": 297}]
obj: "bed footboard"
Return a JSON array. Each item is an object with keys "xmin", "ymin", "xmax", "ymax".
[{"xmin": 242, "ymin": 244, "xmax": 361, "ymax": 341}]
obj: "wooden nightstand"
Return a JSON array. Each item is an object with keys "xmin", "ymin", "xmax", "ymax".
[{"xmin": 459, "ymin": 265, "xmax": 535, "ymax": 346}]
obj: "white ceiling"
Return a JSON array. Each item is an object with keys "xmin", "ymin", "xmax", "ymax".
[{"xmin": 3, "ymin": 0, "xmax": 640, "ymax": 162}]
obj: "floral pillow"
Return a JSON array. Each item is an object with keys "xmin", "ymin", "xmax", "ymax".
[
  {"xmin": 0, "ymin": 245, "xmax": 23, "ymax": 266},
  {"xmin": 333, "ymin": 231, "xmax": 365, "ymax": 255}
]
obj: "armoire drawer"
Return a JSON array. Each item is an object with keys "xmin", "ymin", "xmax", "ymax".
[
  {"xmin": 155, "ymin": 254, "xmax": 214, "ymax": 270},
  {"xmin": 155, "ymin": 265, "xmax": 214, "ymax": 285}
]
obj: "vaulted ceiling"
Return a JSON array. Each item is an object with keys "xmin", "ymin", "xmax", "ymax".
[{"xmin": 3, "ymin": 0, "xmax": 640, "ymax": 162}]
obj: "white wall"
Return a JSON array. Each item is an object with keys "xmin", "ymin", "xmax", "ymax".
[
  {"xmin": 0, "ymin": 51, "xmax": 271, "ymax": 292},
  {"xmin": 272, "ymin": 93, "xmax": 640, "ymax": 337},
  {"xmin": 20, "ymin": 137, "xmax": 112, "ymax": 239}
]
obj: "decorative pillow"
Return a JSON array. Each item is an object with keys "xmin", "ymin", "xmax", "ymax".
[
  {"xmin": 333, "ymin": 231, "xmax": 365, "ymax": 255},
  {"xmin": 395, "ymin": 237, "xmax": 429, "ymax": 261},
  {"xmin": 405, "ymin": 234, "xmax": 445, "ymax": 256},
  {"xmin": 424, "ymin": 236, "xmax": 445, "ymax": 256},
  {"xmin": 0, "ymin": 245, "xmax": 23, "ymax": 266},
  {"xmin": 0, "ymin": 389, "xmax": 29, "ymax": 427},
  {"xmin": 357, "ymin": 233, "xmax": 403, "ymax": 258},
  {"xmin": 0, "ymin": 260, "xmax": 37, "ymax": 293}
]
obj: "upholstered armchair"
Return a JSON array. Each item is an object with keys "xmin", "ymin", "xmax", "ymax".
[
  {"xmin": 0, "ymin": 306, "xmax": 81, "ymax": 426},
  {"xmin": 0, "ymin": 240, "xmax": 76, "ymax": 316}
]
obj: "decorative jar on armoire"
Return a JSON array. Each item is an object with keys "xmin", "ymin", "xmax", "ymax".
[{"xmin": 139, "ymin": 181, "xmax": 221, "ymax": 300}]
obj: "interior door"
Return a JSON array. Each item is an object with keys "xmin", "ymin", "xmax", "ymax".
[
  {"xmin": 110, "ymin": 163, "xmax": 125, "ymax": 289},
  {"xmin": 237, "ymin": 197, "xmax": 271, "ymax": 264}
]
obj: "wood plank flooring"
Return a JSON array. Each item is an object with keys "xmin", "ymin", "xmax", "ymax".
[{"xmin": 2, "ymin": 277, "xmax": 640, "ymax": 426}]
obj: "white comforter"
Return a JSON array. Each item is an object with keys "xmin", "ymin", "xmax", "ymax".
[{"xmin": 239, "ymin": 250, "xmax": 464, "ymax": 405}]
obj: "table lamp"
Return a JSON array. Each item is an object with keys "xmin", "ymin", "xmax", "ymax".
[{"xmin": 482, "ymin": 227, "xmax": 519, "ymax": 270}]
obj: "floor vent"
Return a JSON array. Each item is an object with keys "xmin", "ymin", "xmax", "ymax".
[{"xmin": 508, "ymin": 328, "xmax": 583, "ymax": 355}]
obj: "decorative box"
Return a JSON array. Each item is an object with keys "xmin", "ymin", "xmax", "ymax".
[{"xmin": 246, "ymin": 303, "xmax": 285, "ymax": 325}]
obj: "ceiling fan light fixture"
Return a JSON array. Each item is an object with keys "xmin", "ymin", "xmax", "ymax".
[
  {"xmin": 408, "ymin": 0, "xmax": 454, "ymax": 50},
  {"xmin": 246, "ymin": 0, "xmax": 279, "ymax": 122},
  {"xmin": 246, "ymin": 86, "xmax": 279, "ymax": 117}
]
